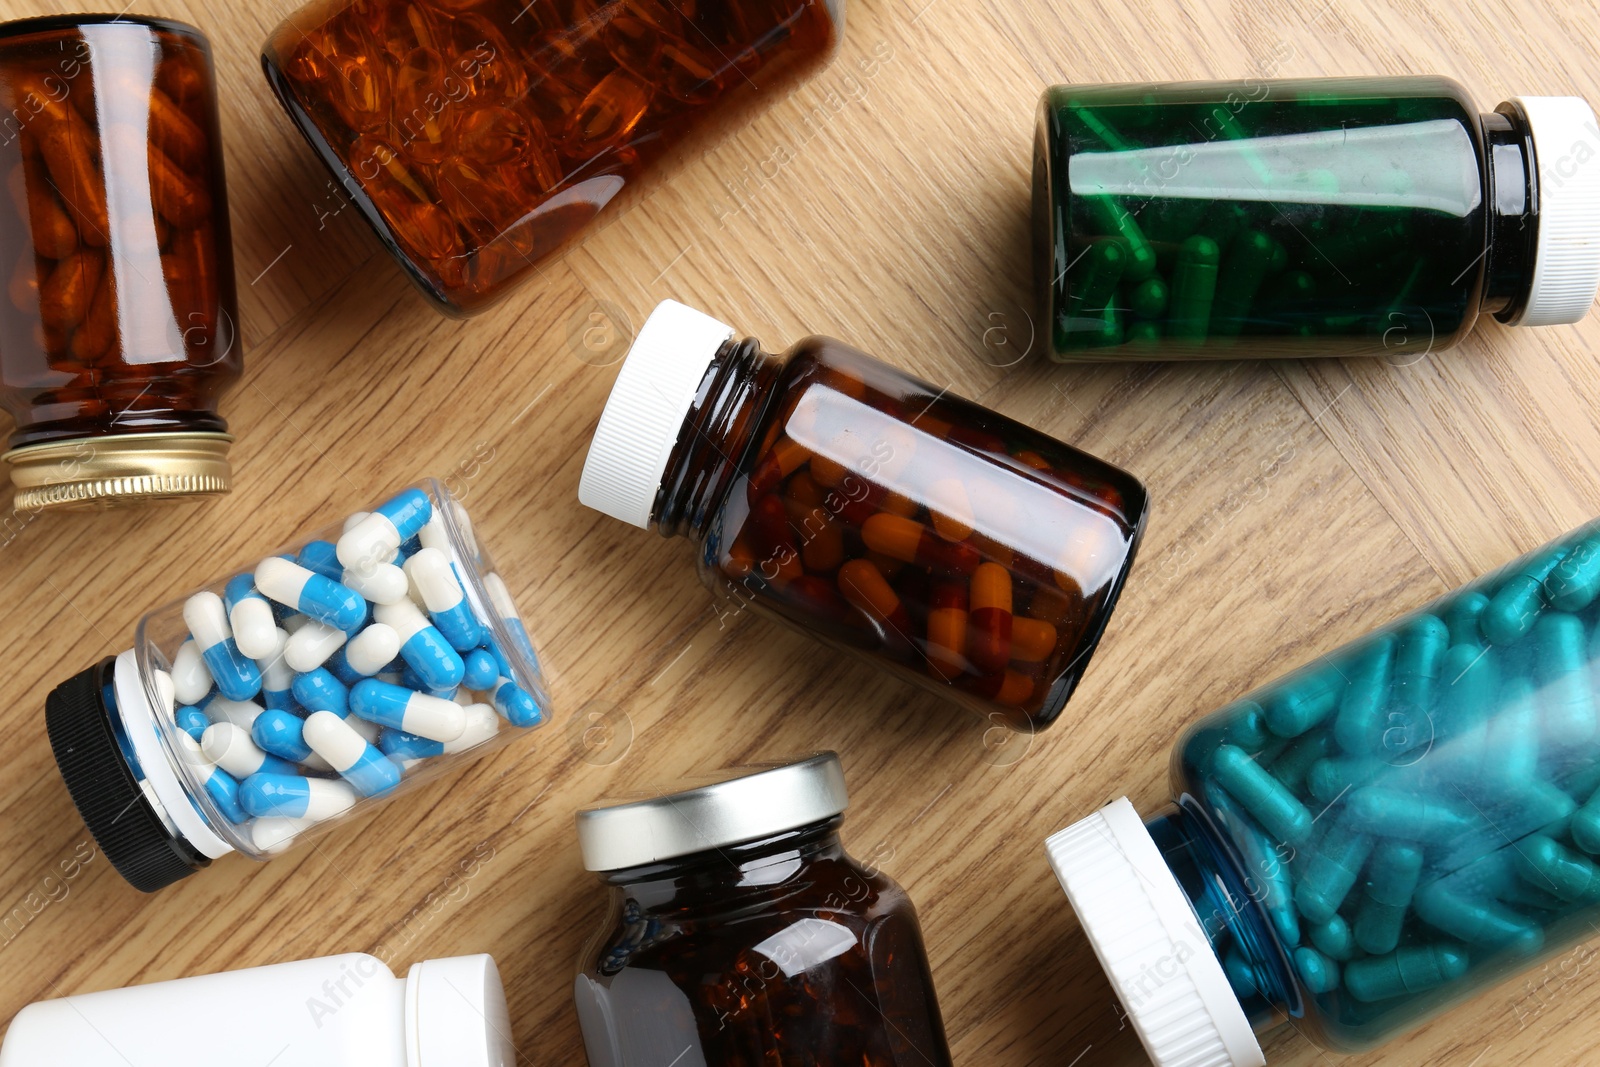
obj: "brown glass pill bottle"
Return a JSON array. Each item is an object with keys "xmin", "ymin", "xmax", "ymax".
[
  {"xmin": 580, "ymin": 300, "xmax": 1148, "ymax": 732},
  {"xmin": 0, "ymin": 15, "xmax": 240, "ymax": 510},
  {"xmin": 261, "ymin": 0, "xmax": 843, "ymax": 316},
  {"xmin": 573, "ymin": 753, "xmax": 954, "ymax": 1067}
]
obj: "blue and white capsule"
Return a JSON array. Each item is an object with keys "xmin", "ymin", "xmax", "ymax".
[
  {"xmin": 171, "ymin": 639, "xmax": 213, "ymax": 706},
  {"xmin": 225, "ymin": 575, "xmax": 283, "ymax": 660},
  {"xmin": 350, "ymin": 678, "xmax": 466, "ymax": 742},
  {"xmin": 292, "ymin": 667, "xmax": 349, "ymax": 715},
  {"xmin": 207, "ymin": 697, "xmax": 264, "ymax": 731},
  {"xmin": 380, "ymin": 702, "xmax": 500, "ymax": 766},
  {"xmin": 484, "ymin": 572, "xmax": 538, "ymax": 668},
  {"xmin": 182, "ymin": 591, "xmax": 261, "ymax": 701},
  {"xmin": 303, "ymin": 710, "xmax": 403, "ymax": 796},
  {"xmin": 337, "ymin": 488, "xmax": 432, "ymax": 570},
  {"xmin": 374, "ymin": 598, "xmax": 465, "ymax": 691},
  {"xmin": 297, "ymin": 539, "xmax": 343, "ymax": 580},
  {"xmin": 405, "ymin": 548, "xmax": 483, "ymax": 652},
  {"xmin": 284, "ymin": 619, "xmax": 348, "ymax": 673},
  {"xmin": 177, "ymin": 733, "xmax": 249, "ymax": 824},
  {"xmin": 257, "ymin": 633, "xmax": 296, "ymax": 711},
  {"xmin": 239, "ymin": 773, "xmax": 360, "ymax": 820},
  {"xmin": 462, "ymin": 648, "xmax": 499, "ymax": 691},
  {"xmin": 341, "ymin": 560, "xmax": 409, "ymax": 605},
  {"xmin": 175, "ymin": 705, "xmax": 209, "ymax": 741},
  {"xmin": 201, "ymin": 722, "xmax": 297, "ymax": 779},
  {"xmin": 493, "ymin": 679, "xmax": 542, "ymax": 728},
  {"xmin": 336, "ymin": 623, "xmax": 402, "ymax": 679},
  {"xmin": 255, "ymin": 556, "xmax": 366, "ymax": 633},
  {"xmin": 252, "ymin": 707, "xmax": 315, "ymax": 763}
]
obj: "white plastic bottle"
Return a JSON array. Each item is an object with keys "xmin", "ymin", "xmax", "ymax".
[{"xmin": 0, "ymin": 953, "xmax": 513, "ymax": 1066}]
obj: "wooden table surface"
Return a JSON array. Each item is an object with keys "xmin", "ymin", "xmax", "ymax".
[{"xmin": 2, "ymin": 0, "xmax": 1598, "ymax": 1063}]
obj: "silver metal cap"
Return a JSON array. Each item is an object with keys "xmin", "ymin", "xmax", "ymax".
[{"xmin": 576, "ymin": 753, "xmax": 849, "ymax": 872}]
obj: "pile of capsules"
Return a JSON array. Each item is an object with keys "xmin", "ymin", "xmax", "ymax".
[
  {"xmin": 160, "ymin": 489, "xmax": 541, "ymax": 854},
  {"xmin": 1189, "ymin": 521, "xmax": 1600, "ymax": 1023}
]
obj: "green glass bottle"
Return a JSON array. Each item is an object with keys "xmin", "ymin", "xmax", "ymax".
[{"xmin": 1033, "ymin": 78, "xmax": 1600, "ymax": 361}]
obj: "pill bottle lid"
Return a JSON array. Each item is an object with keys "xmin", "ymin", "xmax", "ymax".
[
  {"xmin": 579, "ymin": 300, "xmax": 735, "ymax": 529},
  {"xmin": 3, "ymin": 431, "xmax": 232, "ymax": 511},
  {"xmin": 1514, "ymin": 96, "xmax": 1600, "ymax": 326},
  {"xmin": 406, "ymin": 955, "xmax": 516, "ymax": 1067},
  {"xmin": 1045, "ymin": 798, "xmax": 1264, "ymax": 1067},
  {"xmin": 46, "ymin": 657, "xmax": 211, "ymax": 892},
  {"xmin": 576, "ymin": 752, "xmax": 849, "ymax": 871}
]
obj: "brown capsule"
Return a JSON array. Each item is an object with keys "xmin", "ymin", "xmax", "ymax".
[
  {"xmin": 9, "ymin": 249, "xmax": 39, "ymax": 313},
  {"xmin": 148, "ymin": 86, "xmax": 208, "ymax": 170},
  {"xmin": 148, "ymin": 144, "xmax": 212, "ymax": 228},
  {"xmin": 68, "ymin": 272, "xmax": 118, "ymax": 364},
  {"xmin": 39, "ymin": 250, "xmax": 103, "ymax": 336},
  {"xmin": 9, "ymin": 161, "xmax": 78, "ymax": 258},
  {"xmin": 34, "ymin": 93, "xmax": 110, "ymax": 244},
  {"xmin": 156, "ymin": 57, "xmax": 209, "ymax": 110},
  {"xmin": 562, "ymin": 70, "xmax": 650, "ymax": 157}
]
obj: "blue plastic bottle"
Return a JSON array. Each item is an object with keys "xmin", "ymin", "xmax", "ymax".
[{"xmin": 1047, "ymin": 517, "xmax": 1600, "ymax": 1063}]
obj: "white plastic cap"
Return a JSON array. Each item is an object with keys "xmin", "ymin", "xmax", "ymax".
[
  {"xmin": 1514, "ymin": 96, "xmax": 1600, "ymax": 326},
  {"xmin": 406, "ymin": 954, "xmax": 516, "ymax": 1067},
  {"xmin": 578, "ymin": 300, "xmax": 735, "ymax": 528},
  {"xmin": 1044, "ymin": 798, "xmax": 1264, "ymax": 1067}
]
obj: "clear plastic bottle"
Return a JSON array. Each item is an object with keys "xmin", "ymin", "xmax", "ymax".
[
  {"xmin": 573, "ymin": 752, "xmax": 953, "ymax": 1066},
  {"xmin": 1046, "ymin": 517, "xmax": 1600, "ymax": 1063},
  {"xmin": 44, "ymin": 479, "xmax": 548, "ymax": 892},
  {"xmin": 0, "ymin": 15, "xmax": 241, "ymax": 508},
  {"xmin": 578, "ymin": 300, "xmax": 1148, "ymax": 732},
  {"xmin": 1033, "ymin": 77, "xmax": 1600, "ymax": 361},
  {"xmin": 0, "ymin": 952, "xmax": 512, "ymax": 1067}
]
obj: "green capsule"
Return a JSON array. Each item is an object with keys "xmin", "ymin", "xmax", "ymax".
[
  {"xmin": 1127, "ymin": 320, "xmax": 1162, "ymax": 344},
  {"xmin": 1212, "ymin": 743, "xmax": 1313, "ymax": 845},
  {"xmin": 1293, "ymin": 945, "xmax": 1340, "ymax": 994},
  {"xmin": 1516, "ymin": 834, "xmax": 1600, "ymax": 903},
  {"xmin": 1413, "ymin": 882, "xmax": 1543, "ymax": 951},
  {"xmin": 1081, "ymin": 196, "xmax": 1158, "ymax": 281},
  {"xmin": 1168, "ymin": 235, "xmax": 1220, "ymax": 341},
  {"xmin": 1138, "ymin": 198, "xmax": 1209, "ymax": 244},
  {"xmin": 1343, "ymin": 943, "xmax": 1469, "ymax": 1003},
  {"xmin": 1482, "ymin": 544, "xmax": 1570, "ymax": 645},
  {"xmin": 1355, "ymin": 841, "xmax": 1422, "ymax": 955},
  {"xmin": 1547, "ymin": 536, "xmax": 1600, "ymax": 612},
  {"xmin": 1264, "ymin": 663, "xmax": 1346, "ymax": 738},
  {"xmin": 1534, "ymin": 613, "xmax": 1596, "ymax": 747},
  {"xmin": 1269, "ymin": 731, "xmax": 1333, "ymax": 798},
  {"xmin": 1129, "ymin": 276, "xmax": 1169, "ymax": 319},
  {"xmin": 1333, "ymin": 635, "xmax": 1395, "ymax": 755},
  {"xmin": 1263, "ymin": 269, "xmax": 1315, "ymax": 308},
  {"xmin": 1444, "ymin": 591, "xmax": 1491, "ymax": 648},
  {"xmin": 1307, "ymin": 914, "xmax": 1356, "ymax": 961},
  {"xmin": 1071, "ymin": 241, "xmax": 1126, "ymax": 315},
  {"xmin": 1392, "ymin": 614, "xmax": 1450, "ymax": 713},
  {"xmin": 1307, "ymin": 756, "xmax": 1381, "ymax": 805},
  {"xmin": 1209, "ymin": 231, "xmax": 1278, "ymax": 339},
  {"xmin": 1072, "ymin": 106, "xmax": 1134, "ymax": 152},
  {"xmin": 1344, "ymin": 787, "xmax": 1472, "ymax": 844},
  {"xmin": 1199, "ymin": 201, "xmax": 1250, "ymax": 253},
  {"xmin": 1295, "ymin": 823, "xmax": 1373, "ymax": 924}
]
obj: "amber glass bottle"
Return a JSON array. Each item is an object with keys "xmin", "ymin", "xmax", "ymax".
[
  {"xmin": 262, "ymin": 0, "xmax": 842, "ymax": 316},
  {"xmin": 580, "ymin": 301, "xmax": 1147, "ymax": 733},
  {"xmin": 574, "ymin": 754, "xmax": 953, "ymax": 1066},
  {"xmin": 0, "ymin": 15, "xmax": 240, "ymax": 509}
]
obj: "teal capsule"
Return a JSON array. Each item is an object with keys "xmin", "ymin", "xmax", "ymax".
[
  {"xmin": 1534, "ymin": 613, "xmax": 1596, "ymax": 747},
  {"xmin": 1212, "ymin": 743, "xmax": 1313, "ymax": 845},
  {"xmin": 1081, "ymin": 196, "xmax": 1158, "ymax": 281},
  {"xmin": 1222, "ymin": 947, "xmax": 1261, "ymax": 1000},
  {"xmin": 1307, "ymin": 756, "xmax": 1381, "ymax": 805},
  {"xmin": 1264, "ymin": 663, "xmax": 1346, "ymax": 738},
  {"xmin": 1210, "ymin": 230, "xmax": 1277, "ymax": 338},
  {"xmin": 1307, "ymin": 914, "xmax": 1356, "ymax": 961},
  {"xmin": 1168, "ymin": 234, "xmax": 1220, "ymax": 340},
  {"xmin": 1129, "ymin": 276, "xmax": 1169, "ymax": 319},
  {"xmin": 1269, "ymin": 731, "xmax": 1333, "ymax": 798},
  {"xmin": 1391, "ymin": 614, "xmax": 1450, "ymax": 714},
  {"xmin": 1333, "ymin": 635, "xmax": 1395, "ymax": 755},
  {"xmin": 1295, "ymin": 823, "xmax": 1373, "ymax": 924},
  {"xmin": 1343, "ymin": 943, "xmax": 1469, "ymax": 1003},
  {"xmin": 1444, "ymin": 591, "xmax": 1491, "ymax": 648},
  {"xmin": 1482, "ymin": 544, "xmax": 1570, "ymax": 645},
  {"xmin": 1435, "ymin": 641, "xmax": 1500, "ymax": 736},
  {"xmin": 1224, "ymin": 701, "xmax": 1272, "ymax": 753},
  {"xmin": 1572, "ymin": 785, "xmax": 1600, "ymax": 855},
  {"xmin": 1355, "ymin": 841, "xmax": 1422, "ymax": 955},
  {"xmin": 1516, "ymin": 834, "xmax": 1600, "ymax": 903},
  {"xmin": 1344, "ymin": 787, "xmax": 1473, "ymax": 844},
  {"xmin": 1413, "ymin": 882, "xmax": 1543, "ymax": 951},
  {"xmin": 1547, "ymin": 536, "xmax": 1600, "ymax": 612},
  {"xmin": 1293, "ymin": 946, "xmax": 1340, "ymax": 994}
]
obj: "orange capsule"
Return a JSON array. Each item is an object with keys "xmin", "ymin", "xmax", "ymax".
[
  {"xmin": 68, "ymin": 273, "xmax": 117, "ymax": 364},
  {"xmin": 928, "ymin": 477, "xmax": 974, "ymax": 541},
  {"xmin": 747, "ymin": 495, "xmax": 803, "ymax": 584},
  {"xmin": 1011, "ymin": 617, "xmax": 1059, "ymax": 663},
  {"xmin": 35, "ymin": 103, "xmax": 109, "ymax": 245},
  {"xmin": 391, "ymin": 47, "xmax": 455, "ymax": 165},
  {"xmin": 563, "ymin": 70, "xmax": 651, "ymax": 157},
  {"xmin": 39, "ymin": 250, "xmax": 103, "ymax": 336},
  {"xmin": 325, "ymin": 53, "xmax": 389, "ymax": 133},
  {"xmin": 147, "ymin": 86, "xmax": 207, "ymax": 170},
  {"xmin": 991, "ymin": 670, "xmax": 1035, "ymax": 707},
  {"xmin": 747, "ymin": 437, "xmax": 811, "ymax": 500},
  {"xmin": 1013, "ymin": 449, "xmax": 1051, "ymax": 471},
  {"xmin": 148, "ymin": 145, "xmax": 211, "ymax": 228},
  {"xmin": 809, "ymin": 453, "xmax": 849, "ymax": 488},
  {"xmin": 723, "ymin": 533, "xmax": 758, "ymax": 579},
  {"xmin": 9, "ymin": 161, "xmax": 78, "ymax": 258},
  {"xmin": 863, "ymin": 550, "xmax": 905, "ymax": 581},
  {"xmin": 156, "ymin": 56, "xmax": 209, "ymax": 110},
  {"xmin": 926, "ymin": 581, "xmax": 968, "ymax": 681},
  {"xmin": 861, "ymin": 513, "xmax": 980, "ymax": 576},
  {"xmin": 163, "ymin": 226, "xmax": 218, "ymax": 352},
  {"xmin": 837, "ymin": 558, "xmax": 911, "ymax": 639},
  {"xmin": 785, "ymin": 499, "xmax": 845, "ymax": 573},
  {"xmin": 9, "ymin": 250, "xmax": 39, "ymax": 313},
  {"xmin": 968, "ymin": 562, "xmax": 1014, "ymax": 673},
  {"xmin": 786, "ymin": 470, "xmax": 825, "ymax": 508}
]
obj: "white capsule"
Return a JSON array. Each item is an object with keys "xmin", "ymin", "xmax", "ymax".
[
  {"xmin": 150, "ymin": 669, "xmax": 176, "ymax": 716},
  {"xmin": 298, "ymin": 778, "xmax": 361, "ymax": 822},
  {"xmin": 373, "ymin": 598, "xmax": 430, "ymax": 643},
  {"xmin": 337, "ymin": 514, "xmax": 402, "ymax": 570},
  {"xmin": 230, "ymin": 596, "xmax": 282, "ymax": 660},
  {"xmin": 283, "ymin": 613, "xmax": 313, "ymax": 634},
  {"xmin": 341, "ymin": 562, "xmax": 409, "ymax": 605},
  {"xmin": 444, "ymin": 703, "xmax": 500, "ymax": 755},
  {"xmin": 285, "ymin": 620, "xmax": 348, "ymax": 673},
  {"xmin": 418, "ymin": 510, "xmax": 448, "ymax": 551},
  {"xmin": 201, "ymin": 722, "xmax": 277, "ymax": 779},
  {"xmin": 483, "ymin": 572, "xmax": 518, "ymax": 620},
  {"xmin": 346, "ymin": 713, "xmax": 381, "ymax": 744},
  {"xmin": 171, "ymin": 640, "xmax": 213, "ymax": 705},
  {"xmin": 258, "ymin": 633, "xmax": 294, "ymax": 690},
  {"xmin": 207, "ymin": 698, "xmax": 264, "ymax": 730},
  {"xmin": 346, "ymin": 624, "xmax": 401, "ymax": 676},
  {"xmin": 404, "ymin": 548, "xmax": 464, "ymax": 611},
  {"xmin": 251, "ymin": 816, "xmax": 314, "ymax": 854},
  {"xmin": 182, "ymin": 591, "xmax": 231, "ymax": 649},
  {"xmin": 342, "ymin": 510, "xmax": 370, "ymax": 533}
]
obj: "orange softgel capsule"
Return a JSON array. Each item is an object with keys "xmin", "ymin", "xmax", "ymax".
[
  {"xmin": 0, "ymin": 15, "xmax": 240, "ymax": 510},
  {"xmin": 263, "ymin": 0, "xmax": 842, "ymax": 315},
  {"xmin": 580, "ymin": 301, "xmax": 1149, "ymax": 732}
]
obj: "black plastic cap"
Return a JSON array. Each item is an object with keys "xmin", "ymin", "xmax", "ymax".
[{"xmin": 46, "ymin": 658, "xmax": 208, "ymax": 893}]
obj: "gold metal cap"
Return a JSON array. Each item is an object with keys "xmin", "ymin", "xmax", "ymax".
[{"xmin": 4, "ymin": 431, "xmax": 233, "ymax": 511}]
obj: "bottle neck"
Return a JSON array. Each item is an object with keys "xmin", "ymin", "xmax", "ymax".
[
  {"xmin": 650, "ymin": 336, "xmax": 782, "ymax": 541},
  {"xmin": 1480, "ymin": 103, "xmax": 1540, "ymax": 321},
  {"xmin": 1145, "ymin": 801, "xmax": 1295, "ymax": 1032}
]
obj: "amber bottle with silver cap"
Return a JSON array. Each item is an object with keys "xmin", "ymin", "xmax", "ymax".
[
  {"xmin": 572, "ymin": 752, "xmax": 954, "ymax": 1066},
  {"xmin": 0, "ymin": 15, "xmax": 239, "ymax": 510}
]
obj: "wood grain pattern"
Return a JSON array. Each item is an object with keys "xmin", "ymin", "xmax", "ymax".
[{"xmin": 0, "ymin": 0, "xmax": 1598, "ymax": 1064}]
